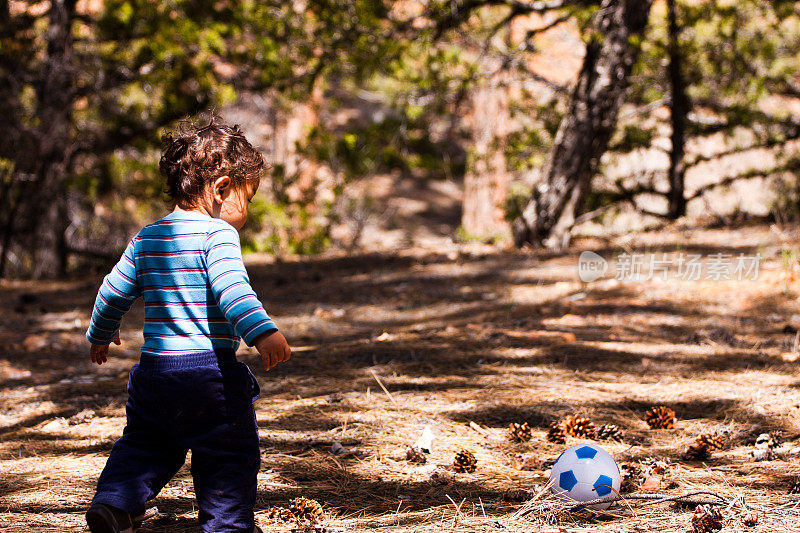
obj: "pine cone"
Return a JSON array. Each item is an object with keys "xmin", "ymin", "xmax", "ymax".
[
  {"xmin": 691, "ymin": 504, "xmax": 722, "ymax": 533},
  {"xmin": 508, "ymin": 422, "xmax": 533, "ymax": 442},
  {"xmin": 68, "ymin": 408, "xmax": 95, "ymax": 425},
  {"xmin": 406, "ymin": 447, "xmax": 427, "ymax": 464},
  {"xmin": 287, "ymin": 497, "xmax": 323, "ymax": 524},
  {"xmin": 596, "ymin": 424, "xmax": 624, "ymax": 441},
  {"xmin": 682, "ymin": 443, "xmax": 711, "ymax": 461},
  {"xmin": 266, "ymin": 507, "xmax": 294, "ymax": 522},
  {"xmin": 453, "ymin": 449, "xmax": 477, "ymax": 473},
  {"xmin": 619, "ymin": 463, "xmax": 643, "ymax": 493},
  {"xmin": 640, "ymin": 457, "xmax": 670, "ymax": 475},
  {"xmin": 696, "ymin": 433, "xmax": 726, "ymax": 451},
  {"xmin": 502, "ymin": 488, "xmax": 533, "ymax": 502},
  {"xmin": 768, "ymin": 430, "xmax": 784, "ymax": 447},
  {"xmin": 562, "ymin": 415, "xmax": 596, "ymax": 439},
  {"xmin": 645, "ymin": 406, "xmax": 676, "ymax": 429},
  {"xmin": 546, "ymin": 421, "xmax": 567, "ymax": 444},
  {"xmin": 742, "ymin": 512, "xmax": 759, "ymax": 527}
]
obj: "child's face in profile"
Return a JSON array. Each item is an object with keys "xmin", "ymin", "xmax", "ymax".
[{"xmin": 217, "ymin": 179, "xmax": 259, "ymax": 230}]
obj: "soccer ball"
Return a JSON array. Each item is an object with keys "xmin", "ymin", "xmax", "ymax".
[{"xmin": 549, "ymin": 444, "xmax": 621, "ymax": 510}]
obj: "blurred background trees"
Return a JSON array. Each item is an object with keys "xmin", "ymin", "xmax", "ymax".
[{"xmin": 1, "ymin": 0, "xmax": 799, "ymax": 278}]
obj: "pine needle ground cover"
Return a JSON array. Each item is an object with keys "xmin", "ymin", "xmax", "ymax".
[{"xmin": 2, "ymin": 224, "xmax": 800, "ymax": 532}]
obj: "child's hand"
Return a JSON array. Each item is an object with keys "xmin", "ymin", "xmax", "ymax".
[
  {"xmin": 90, "ymin": 334, "xmax": 121, "ymax": 365},
  {"xmin": 253, "ymin": 330, "xmax": 291, "ymax": 371}
]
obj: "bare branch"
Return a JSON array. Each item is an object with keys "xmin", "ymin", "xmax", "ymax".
[
  {"xmin": 430, "ymin": 0, "xmax": 582, "ymax": 41},
  {"xmin": 686, "ymin": 165, "xmax": 794, "ymax": 202},
  {"xmin": 522, "ymin": 12, "xmax": 571, "ymax": 46},
  {"xmin": 686, "ymin": 128, "xmax": 800, "ymax": 168}
]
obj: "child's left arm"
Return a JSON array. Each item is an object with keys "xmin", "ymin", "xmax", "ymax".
[{"xmin": 86, "ymin": 237, "xmax": 140, "ymax": 365}]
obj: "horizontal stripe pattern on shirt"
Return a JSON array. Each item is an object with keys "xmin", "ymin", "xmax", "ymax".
[{"xmin": 86, "ymin": 211, "xmax": 277, "ymax": 355}]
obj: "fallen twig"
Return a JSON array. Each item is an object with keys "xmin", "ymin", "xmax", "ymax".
[
  {"xmin": 369, "ymin": 369, "xmax": 399, "ymax": 407},
  {"xmin": 513, "ymin": 490, "xmax": 800, "ymax": 518},
  {"xmin": 468, "ymin": 421, "xmax": 489, "ymax": 436}
]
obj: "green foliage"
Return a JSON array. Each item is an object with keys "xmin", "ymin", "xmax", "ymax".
[
  {"xmin": 581, "ymin": 188, "xmax": 623, "ymax": 216},
  {"xmin": 305, "ymin": 67, "xmax": 467, "ymax": 182},
  {"xmin": 631, "ymin": 0, "xmax": 800, "ymax": 135},
  {"xmin": 505, "ymin": 96, "xmax": 564, "ymax": 173},
  {"xmin": 505, "ymin": 128, "xmax": 547, "ymax": 172},
  {"xmin": 240, "ymin": 193, "xmax": 330, "ymax": 256},
  {"xmin": 1, "ymin": 0, "xmax": 414, "ymax": 263},
  {"xmin": 6, "ymin": 0, "xmax": 799, "ymax": 265},
  {"xmin": 609, "ymin": 0, "xmax": 800, "ymax": 222},
  {"xmin": 609, "ymin": 124, "xmax": 658, "ymax": 153},
  {"xmin": 504, "ymin": 181, "xmax": 533, "ymax": 223},
  {"xmin": 769, "ymin": 156, "xmax": 800, "ymax": 224}
]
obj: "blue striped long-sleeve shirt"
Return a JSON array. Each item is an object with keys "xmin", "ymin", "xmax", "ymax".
[{"xmin": 86, "ymin": 210, "xmax": 278, "ymax": 356}]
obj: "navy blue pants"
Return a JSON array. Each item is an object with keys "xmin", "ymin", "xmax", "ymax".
[{"xmin": 92, "ymin": 349, "xmax": 261, "ymax": 532}]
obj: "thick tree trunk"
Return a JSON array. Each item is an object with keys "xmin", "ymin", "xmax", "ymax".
[
  {"xmin": 513, "ymin": 0, "xmax": 653, "ymax": 248},
  {"xmin": 461, "ymin": 70, "xmax": 511, "ymax": 241},
  {"xmin": 666, "ymin": 0, "xmax": 688, "ymax": 219},
  {"xmin": 28, "ymin": 0, "xmax": 76, "ymax": 278}
]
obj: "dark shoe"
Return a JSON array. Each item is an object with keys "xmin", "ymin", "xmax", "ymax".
[{"xmin": 85, "ymin": 503, "xmax": 135, "ymax": 533}]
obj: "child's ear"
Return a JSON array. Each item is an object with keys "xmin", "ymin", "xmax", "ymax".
[{"xmin": 213, "ymin": 176, "xmax": 232, "ymax": 203}]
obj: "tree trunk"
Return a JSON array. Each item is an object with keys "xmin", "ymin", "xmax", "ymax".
[
  {"xmin": 513, "ymin": 0, "xmax": 653, "ymax": 248},
  {"xmin": 28, "ymin": 0, "xmax": 76, "ymax": 278},
  {"xmin": 461, "ymin": 70, "xmax": 511, "ymax": 241},
  {"xmin": 666, "ymin": 0, "xmax": 688, "ymax": 219},
  {"xmin": 0, "ymin": 165, "xmax": 24, "ymax": 277}
]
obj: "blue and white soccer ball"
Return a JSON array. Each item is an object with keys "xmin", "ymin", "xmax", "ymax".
[{"xmin": 549, "ymin": 444, "xmax": 621, "ymax": 510}]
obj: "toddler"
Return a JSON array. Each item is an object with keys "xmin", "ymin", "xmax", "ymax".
[{"xmin": 84, "ymin": 119, "xmax": 290, "ymax": 533}]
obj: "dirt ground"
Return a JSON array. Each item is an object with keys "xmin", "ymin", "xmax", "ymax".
[{"xmin": 2, "ymin": 222, "xmax": 800, "ymax": 532}]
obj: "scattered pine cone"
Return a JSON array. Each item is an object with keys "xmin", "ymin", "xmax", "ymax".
[
  {"xmin": 645, "ymin": 406, "xmax": 676, "ymax": 430},
  {"xmin": 508, "ymin": 422, "xmax": 532, "ymax": 442},
  {"xmin": 682, "ymin": 433, "xmax": 725, "ymax": 461},
  {"xmin": 266, "ymin": 507, "xmax": 294, "ymax": 522},
  {"xmin": 640, "ymin": 457, "xmax": 670, "ymax": 475},
  {"xmin": 752, "ymin": 432, "xmax": 778, "ymax": 461},
  {"xmin": 696, "ymin": 433, "xmax": 726, "ymax": 451},
  {"xmin": 754, "ymin": 433, "xmax": 777, "ymax": 450},
  {"xmin": 596, "ymin": 424, "xmax": 624, "ymax": 441},
  {"xmin": 502, "ymin": 488, "xmax": 533, "ymax": 502},
  {"xmin": 406, "ymin": 447, "xmax": 427, "ymax": 464},
  {"xmin": 453, "ymin": 449, "xmax": 477, "ymax": 473},
  {"xmin": 68, "ymin": 408, "xmax": 95, "ymax": 425},
  {"xmin": 287, "ymin": 497, "xmax": 323, "ymax": 524},
  {"xmin": 562, "ymin": 415, "xmax": 596, "ymax": 439},
  {"xmin": 742, "ymin": 512, "xmax": 759, "ymax": 527},
  {"xmin": 768, "ymin": 430, "xmax": 784, "ymax": 447},
  {"xmin": 691, "ymin": 504, "xmax": 723, "ymax": 533},
  {"xmin": 619, "ymin": 463, "xmax": 643, "ymax": 493},
  {"xmin": 682, "ymin": 443, "xmax": 711, "ymax": 461},
  {"xmin": 546, "ymin": 421, "xmax": 567, "ymax": 444}
]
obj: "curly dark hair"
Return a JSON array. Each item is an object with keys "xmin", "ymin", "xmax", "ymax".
[{"xmin": 159, "ymin": 117, "xmax": 265, "ymax": 207}]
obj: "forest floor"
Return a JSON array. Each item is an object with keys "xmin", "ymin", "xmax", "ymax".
[{"xmin": 2, "ymin": 222, "xmax": 800, "ymax": 532}]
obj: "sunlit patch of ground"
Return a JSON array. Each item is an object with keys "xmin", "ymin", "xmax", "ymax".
[{"xmin": 2, "ymin": 223, "xmax": 800, "ymax": 531}]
